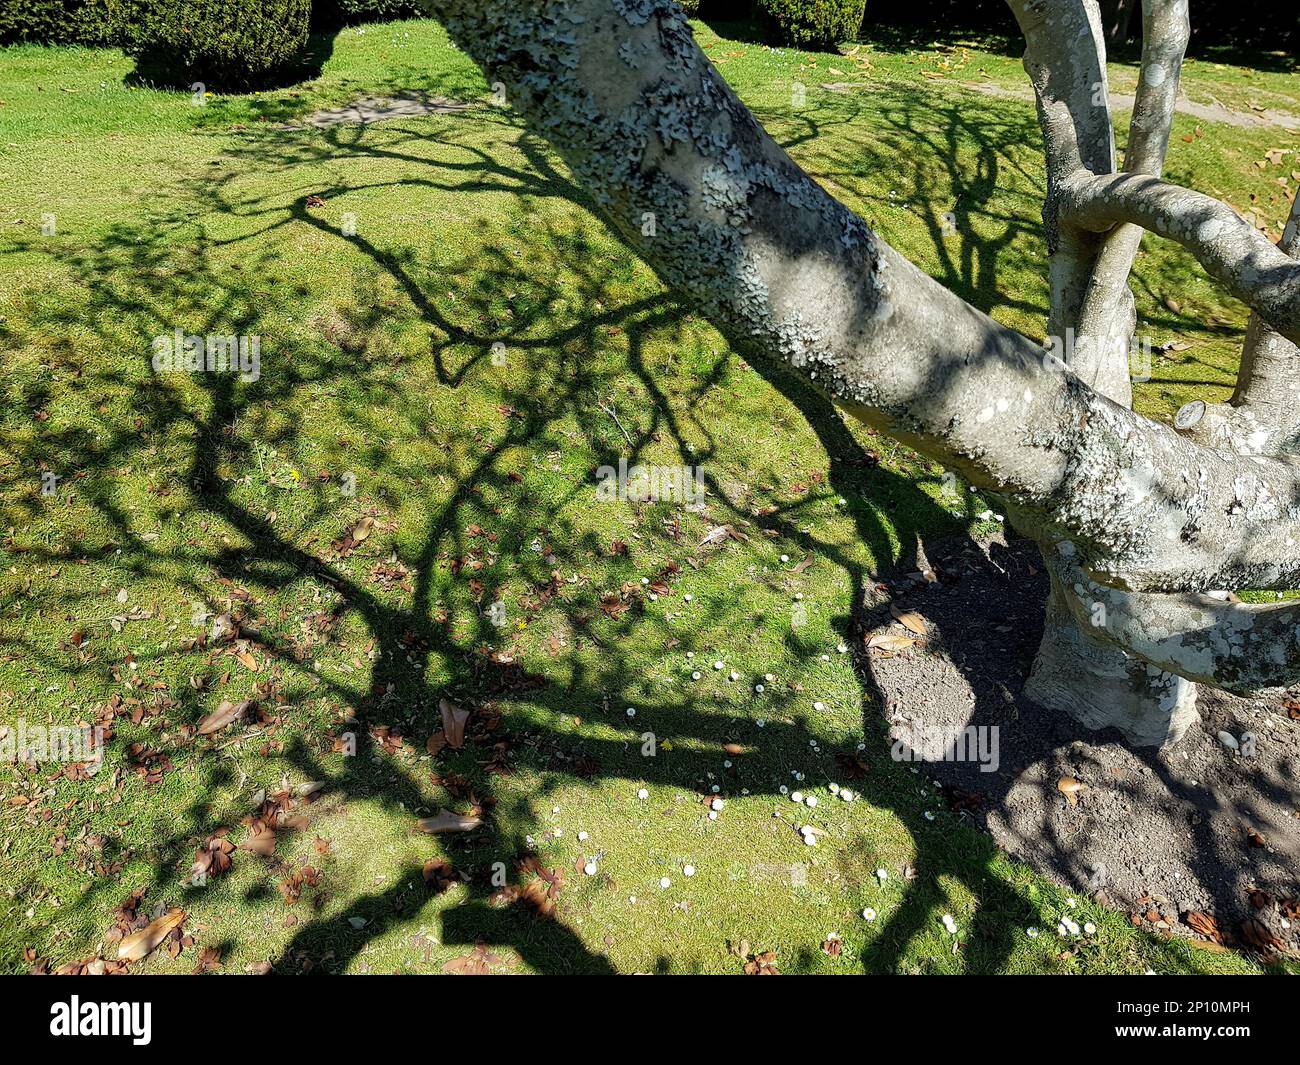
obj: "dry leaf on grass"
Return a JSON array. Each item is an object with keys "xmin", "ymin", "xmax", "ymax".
[
  {"xmin": 439, "ymin": 697, "xmax": 471, "ymax": 749},
  {"xmin": 510, "ymin": 857, "xmax": 564, "ymax": 920},
  {"xmin": 442, "ymin": 942, "xmax": 507, "ymax": 974},
  {"xmin": 423, "ymin": 859, "xmax": 456, "ymax": 894},
  {"xmin": 331, "ymin": 515, "xmax": 374, "ymax": 557},
  {"xmin": 417, "ymin": 810, "xmax": 482, "ymax": 834},
  {"xmin": 240, "ymin": 829, "xmax": 277, "ymax": 857},
  {"xmin": 117, "ymin": 908, "xmax": 185, "ymax": 963},
  {"xmin": 197, "ymin": 699, "xmax": 251, "ymax": 736},
  {"xmin": 192, "ymin": 833, "xmax": 235, "ymax": 880},
  {"xmin": 743, "ymin": 949, "xmax": 780, "ymax": 975},
  {"xmin": 699, "ymin": 524, "xmax": 747, "ymax": 547}
]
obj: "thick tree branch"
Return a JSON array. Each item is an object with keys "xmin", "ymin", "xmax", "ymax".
[
  {"xmin": 416, "ymin": 0, "xmax": 1300, "ymax": 613},
  {"xmin": 1053, "ymin": 544, "xmax": 1300, "ymax": 694},
  {"xmin": 1060, "ymin": 172, "xmax": 1300, "ymax": 342}
]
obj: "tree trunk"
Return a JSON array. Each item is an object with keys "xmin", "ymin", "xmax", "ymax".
[
  {"xmin": 1025, "ymin": 573, "xmax": 1198, "ymax": 748},
  {"xmin": 422, "ymin": 0, "xmax": 1300, "ymax": 753}
]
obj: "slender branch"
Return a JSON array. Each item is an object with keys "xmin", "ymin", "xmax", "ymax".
[
  {"xmin": 1175, "ymin": 194, "xmax": 1300, "ymax": 454},
  {"xmin": 1072, "ymin": 0, "xmax": 1189, "ymax": 402},
  {"xmin": 1125, "ymin": 0, "xmax": 1189, "ymax": 175},
  {"xmin": 1230, "ymin": 195, "xmax": 1300, "ymax": 416},
  {"xmin": 1060, "ymin": 172, "xmax": 1300, "ymax": 342},
  {"xmin": 1005, "ymin": 0, "xmax": 1117, "ymax": 374}
]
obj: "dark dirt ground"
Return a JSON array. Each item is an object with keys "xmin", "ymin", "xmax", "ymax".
[{"xmin": 855, "ymin": 532, "xmax": 1300, "ymax": 956}]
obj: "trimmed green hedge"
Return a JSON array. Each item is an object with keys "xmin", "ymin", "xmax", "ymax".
[
  {"xmin": 0, "ymin": 0, "xmax": 116, "ymax": 45},
  {"xmin": 757, "ymin": 0, "xmax": 867, "ymax": 49},
  {"xmin": 119, "ymin": 0, "xmax": 312, "ymax": 88}
]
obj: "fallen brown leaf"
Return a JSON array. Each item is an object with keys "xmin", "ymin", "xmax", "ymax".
[
  {"xmin": 1239, "ymin": 917, "xmax": 1284, "ymax": 954},
  {"xmin": 417, "ymin": 810, "xmax": 482, "ymax": 834},
  {"xmin": 442, "ymin": 941, "xmax": 506, "ymax": 975},
  {"xmin": 889, "ymin": 604, "xmax": 928, "ymax": 635},
  {"xmin": 867, "ymin": 632, "xmax": 918, "ymax": 652},
  {"xmin": 1184, "ymin": 910, "xmax": 1223, "ymax": 943},
  {"xmin": 439, "ymin": 697, "xmax": 471, "ymax": 749},
  {"xmin": 743, "ymin": 949, "xmax": 780, "ymax": 975},
  {"xmin": 197, "ymin": 699, "xmax": 251, "ymax": 736},
  {"xmin": 117, "ymin": 908, "xmax": 185, "ymax": 963},
  {"xmin": 1057, "ymin": 776, "xmax": 1086, "ymax": 807}
]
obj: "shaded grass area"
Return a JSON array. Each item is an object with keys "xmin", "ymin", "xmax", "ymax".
[{"xmin": 0, "ymin": 19, "xmax": 1291, "ymax": 974}]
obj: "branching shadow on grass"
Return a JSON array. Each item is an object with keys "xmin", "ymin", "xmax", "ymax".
[{"xmin": 0, "ymin": 84, "xmax": 1255, "ymax": 974}]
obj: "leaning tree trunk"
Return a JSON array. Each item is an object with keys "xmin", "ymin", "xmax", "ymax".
[{"xmin": 418, "ymin": 0, "xmax": 1300, "ymax": 750}]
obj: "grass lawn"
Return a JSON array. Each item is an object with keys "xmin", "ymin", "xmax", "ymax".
[{"xmin": 0, "ymin": 18, "xmax": 1296, "ymax": 975}]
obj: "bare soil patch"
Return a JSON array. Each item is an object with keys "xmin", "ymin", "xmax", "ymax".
[{"xmin": 857, "ymin": 532, "xmax": 1300, "ymax": 956}]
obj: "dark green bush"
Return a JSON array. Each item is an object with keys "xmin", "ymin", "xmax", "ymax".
[
  {"xmin": 0, "ymin": 0, "xmax": 117, "ymax": 45},
  {"xmin": 310, "ymin": 0, "xmax": 424, "ymax": 31},
  {"xmin": 119, "ymin": 0, "xmax": 311, "ymax": 88},
  {"xmin": 757, "ymin": 0, "xmax": 866, "ymax": 49}
]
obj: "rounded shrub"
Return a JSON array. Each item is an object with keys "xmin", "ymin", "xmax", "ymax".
[
  {"xmin": 757, "ymin": 0, "xmax": 867, "ymax": 50},
  {"xmin": 119, "ymin": 0, "xmax": 311, "ymax": 88},
  {"xmin": 0, "ymin": 0, "xmax": 116, "ymax": 45}
]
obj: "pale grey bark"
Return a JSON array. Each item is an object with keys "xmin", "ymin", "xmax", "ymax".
[
  {"xmin": 1027, "ymin": 578, "xmax": 1197, "ymax": 746},
  {"xmin": 418, "ymin": 0, "xmax": 1300, "ymax": 746},
  {"xmin": 1071, "ymin": 0, "xmax": 1188, "ymax": 407},
  {"xmin": 1050, "ymin": 541, "xmax": 1300, "ymax": 695},
  {"xmin": 1060, "ymin": 172, "xmax": 1300, "ymax": 344},
  {"xmin": 1006, "ymin": 1, "xmax": 1124, "ymax": 399},
  {"xmin": 1178, "ymin": 195, "xmax": 1300, "ymax": 455}
]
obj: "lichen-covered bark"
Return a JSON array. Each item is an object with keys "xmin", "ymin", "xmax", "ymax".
[
  {"xmin": 416, "ymin": 0, "xmax": 1300, "ymax": 741},
  {"xmin": 1028, "ymin": 579, "xmax": 1197, "ymax": 747},
  {"xmin": 1061, "ymin": 172, "xmax": 1300, "ymax": 344},
  {"xmin": 1178, "ymin": 196, "xmax": 1300, "ymax": 456},
  {"xmin": 1049, "ymin": 542, "xmax": 1300, "ymax": 695},
  {"xmin": 1070, "ymin": 0, "xmax": 1189, "ymax": 407},
  {"xmin": 1006, "ymin": 0, "xmax": 1124, "ymax": 399}
]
